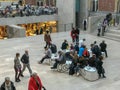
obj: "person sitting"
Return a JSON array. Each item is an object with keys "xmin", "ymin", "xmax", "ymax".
[
  {"xmin": 51, "ymin": 51, "xmax": 65, "ymax": 69},
  {"xmin": 74, "ymin": 42, "xmax": 79, "ymax": 54},
  {"xmin": 0, "ymin": 77, "xmax": 16, "ymax": 90},
  {"xmin": 61, "ymin": 40, "xmax": 69, "ymax": 50},
  {"xmin": 39, "ymin": 47, "xmax": 52, "ymax": 64}
]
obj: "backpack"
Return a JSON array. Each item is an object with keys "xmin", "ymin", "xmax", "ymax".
[{"xmin": 50, "ymin": 44, "xmax": 57, "ymax": 53}]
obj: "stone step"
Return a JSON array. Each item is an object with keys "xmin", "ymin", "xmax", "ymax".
[
  {"xmin": 103, "ymin": 36, "xmax": 120, "ymax": 42},
  {"xmin": 107, "ymin": 30, "xmax": 120, "ymax": 35},
  {"xmin": 104, "ymin": 33, "xmax": 120, "ymax": 42}
]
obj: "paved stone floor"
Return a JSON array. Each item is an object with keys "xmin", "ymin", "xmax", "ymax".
[{"xmin": 0, "ymin": 31, "xmax": 120, "ymax": 90}]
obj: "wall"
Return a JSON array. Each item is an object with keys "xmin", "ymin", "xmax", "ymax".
[
  {"xmin": 7, "ymin": 25, "xmax": 26, "ymax": 38},
  {"xmin": 87, "ymin": 15, "xmax": 105, "ymax": 33},
  {"xmin": 0, "ymin": 15, "xmax": 58, "ymax": 25},
  {"xmin": 56, "ymin": 0, "xmax": 75, "ymax": 32},
  {"xmin": 98, "ymin": 0, "xmax": 115, "ymax": 12},
  {"xmin": 79, "ymin": 0, "xmax": 89, "ymax": 28}
]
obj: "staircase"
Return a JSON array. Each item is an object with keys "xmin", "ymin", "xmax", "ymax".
[{"xmin": 104, "ymin": 26, "xmax": 120, "ymax": 42}]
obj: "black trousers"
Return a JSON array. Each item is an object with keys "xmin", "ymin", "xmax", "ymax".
[{"xmin": 40, "ymin": 55, "xmax": 50, "ymax": 63}]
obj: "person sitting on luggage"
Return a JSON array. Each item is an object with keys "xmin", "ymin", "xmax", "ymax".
[
  {"xmin": 39, "ymin": 47, "xmax": 52, "ymax": 64},
  {"xmin": 51, "ymin": 51, "xmax": 65, "ymax": 69}
]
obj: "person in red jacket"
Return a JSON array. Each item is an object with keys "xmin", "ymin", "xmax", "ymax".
[
  {"xmin": 28, "ymin": 72, "xmax": 46, "ymax": 90},
  {"xmin": 71, "ymin": 28, "xmax": 76, "ymax": 43}
]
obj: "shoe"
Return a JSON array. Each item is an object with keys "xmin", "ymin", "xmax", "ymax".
[
  {"xmin": 103, "ymin": 76, "xmax": 106, "ymax": 78},
  {"xmin": 15, "ymin": 79, "xmax": 20, "ymax": 82},
  {"xmin": 38, "ymin": 61, "xmax": 42, "ymax": 64},
  {"xmin": 20, "ymin": 74, "xmax": 24, "ymax": 77},
  {"xmin": 51, "ymin": 67, "xmax": 56, "ymax": 69}
]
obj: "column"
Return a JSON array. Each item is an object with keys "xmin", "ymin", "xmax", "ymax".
[{"xmin": 79, "ymin": 0, "xmax": 88, "ymax": 28}]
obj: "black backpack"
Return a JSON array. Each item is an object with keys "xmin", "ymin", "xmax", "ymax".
[{"xmin": 50, "ymin": 44, "xmax": 57, "ymax": 53}]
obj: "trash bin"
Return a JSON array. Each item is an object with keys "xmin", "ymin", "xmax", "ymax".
[{"xmin": 81, "ymin": 66, "xmax": 99, "ymax": 81}]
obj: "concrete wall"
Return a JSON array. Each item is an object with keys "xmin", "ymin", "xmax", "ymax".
[
  {"xmin": 7, "ymin": 25, "xmax": 26, "ymax": 38},
  {"xmin": 87, "ymin": 15, "xmax": 105, "ymax": 33},
  {"xmin": 0, "ymin": 15, "xmax": 58, "ymax": 25},
  {"xmin": 79, "ymin": 0, "xmax": 89, "ymax": 28},
  {"xmin": 56, "ymin": 0, "xmax": 75, "ymax": 32}
]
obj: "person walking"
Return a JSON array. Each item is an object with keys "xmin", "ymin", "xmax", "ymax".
[
  {"xmin": 14, "ymin": 53, "xmax": 22, "ymax": 82},
  {"xmin": 0, "ymin": 77, "xmax": 16, "ymax": 90},
  {"xmin": 99, "ymin": 40, "xmax": 108, "ymax": 57},
  {"xmin": 21, "ymin": 50, "xmax": 32, "ymax": 77},
  {"xmin": 28, "ymin": 72, "xmax": 46, "ymax": 90},
  {"xmin": 44, "ymin": 31, "xmax": 51, "ymax": 48},
  {"xmin": 97, "ymin": 22, "xmax": 102, "ymax": 36}
]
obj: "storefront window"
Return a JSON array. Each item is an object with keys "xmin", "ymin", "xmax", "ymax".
[
  {"xmin": 18, "ymin": 21, "xmax": 57, "ymax": 36},
  {"xmin": 0, "ymin": 26, "xmax": 7, "ymax": 39}
]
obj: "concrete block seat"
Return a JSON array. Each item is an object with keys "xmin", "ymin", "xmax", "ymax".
[{"xmin": 80, "ymin": 66, "xmax": 99, "ymax": 81}]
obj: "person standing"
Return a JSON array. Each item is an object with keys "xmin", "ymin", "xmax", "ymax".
[
  {"xmin": 70, "ymin": 28, "xmax": 76, "ymax": 43},
  {"xmin": 99, "ymin": 40, "xmax": 108, "ymax": 57},
  {"xmin": 28, "ymin": 72, "xmax": 46, "ymax": 90},
  {"xmin": 102, "ymin": 19, "xmax": 107, "ymax": 36},
  {"xmin": 44, "ymin": 31, "xmax": 51, "ymax": 48},
  {"xmin": 83, "ymin": 19, "xmax": 87, "ymax": 31},
  {"xmin": 14, "ymin": 53, "xmax": 22, "ymax": 82},
  {"xmin": 0, "ymin": 77, "xmax": 16, "ymax": 90},
  {"xmin": 97, "ymin": 22, "xmax": 102, "ymax": 36},
  {"xmin": 21, "ymin": 50, "xmax": 32, "ymax": 77},
  {"xmin": 75, "ymin": 27, "xmax": 80, "ymax": 43},
  {"xmin": 96, "ymin": 56, "xmax": 106, "ymax": 78}
]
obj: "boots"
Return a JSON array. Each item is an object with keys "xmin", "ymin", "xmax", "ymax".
[{"xmin": 15, "ymin": 78, "xmax": 20, "ymax": 82}]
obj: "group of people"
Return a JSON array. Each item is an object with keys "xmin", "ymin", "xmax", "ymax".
[
  {"xmin": 0, "ymin": 73, "xmax": 46, "ymax": 90},
  {"xmin": 0, "ymin": 29, "xmax": 108, "ymax": 89},
  {"xmin": 0, "ymin": 50, "xmax": 46, "ymax": 90},
  {"xmin": 14, "ymin": 50, "xmax": 32, "ymax": 82},
  {"xmin": 0, "ymin": 3, "xmax": 57, "ymax": 18},
  {"xmin": 97, "ymin": 13, "xmax": 113, "ymax": 36},
  {"xmin": 38, "ymin": 30, "xmax": 107, "ymax": 79}
]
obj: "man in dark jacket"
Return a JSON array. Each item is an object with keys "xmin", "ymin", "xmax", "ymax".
[
  {"xmin": 99, "ymin": 40, "xmax": 108, "ymax": 57},
  {"xmin": 61, "ymin": 40, "xmax": 69, "ymax": 50},
  {"xmin": 21, "ymin": 50, "xmax": 32, "ymax": 77},
  {"xmin": 0, "ymin": 77, "xmax": 16, "ymax": 90},
  {"xmin": 96, "ymin": 56, "xmax": 106, "ymax": 78},
  {"xmin": 75, "ymin": 28, "xmax": 80, "ymax": 43}
]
